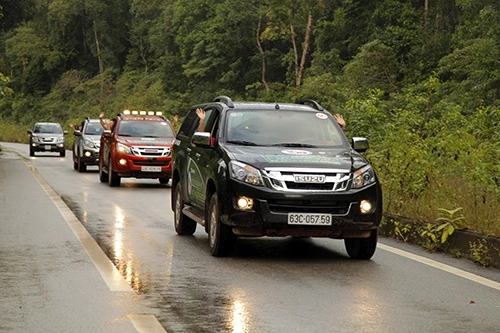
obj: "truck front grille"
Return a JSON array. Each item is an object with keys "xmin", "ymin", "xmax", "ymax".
[
  {"xmin": 264, "ymin": 168, "xmax": 350, "ymax": 192},
  {"xmin": 131, "ymin": 146, "xmax": 171, "ymax": 157}
]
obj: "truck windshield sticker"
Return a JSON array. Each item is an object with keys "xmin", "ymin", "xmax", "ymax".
[
  {"xmin": 125, "ymin": 139, "xmax": 172, "ymax": 144},
  {"xmin": 282, "ymin": 149, "xmax": 312, "ymax": 155}
]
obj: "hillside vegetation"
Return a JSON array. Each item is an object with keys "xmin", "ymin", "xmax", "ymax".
[{"xmin": 1, "ymin": 0, "xmax": 499, "ymax": 236}]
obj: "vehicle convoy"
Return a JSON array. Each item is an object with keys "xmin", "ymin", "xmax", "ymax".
[
  {"xmin": 72, "ymin": 118, "xmax": 104, "ymax": 172},
  {"xmin": 27, "ymin": 122, "xmax": 68, "ymax": 157},
  {"xmin": 99, "ymin": 110, "xmax": 176, "ymax": 187},
  {"xmin": 171, "ymin": 96, "xmax": 383, "ymax": 258}
]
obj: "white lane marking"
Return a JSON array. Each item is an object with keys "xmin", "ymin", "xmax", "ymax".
[
  {"xmin": 128, "ymin": 314, "xmax": 167, "ymax": 333},
  {"xmin": 25, "ymin": 162, "xmax": 133, "ymax": 292},
  {"xmin": 378, "ymin": 243, "xmax": 500, "ymax": 291}
]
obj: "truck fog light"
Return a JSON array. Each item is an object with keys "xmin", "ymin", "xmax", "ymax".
[
  {"xmin": 237, "ymin": 196, "xmax": 253, "ymax": 210},
  {"xmin": 84, "ymin": 151, "xmax": 92, "ymax": 157},
  {"xmin": 118, "ymin": 158, "xmax": 127, "ymax": 166},
  {"xmin": 360, "ymin": 200, "xmax": 373, "ymax": 214}
]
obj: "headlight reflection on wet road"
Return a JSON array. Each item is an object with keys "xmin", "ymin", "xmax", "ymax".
[
  {"xmin": 113, "ymin": 205, "xmax": 125, "ymax": 258},
  {"xmin": 348, "ymin": 285, "xmax": 384, "ymax": 329},
  {"xmin": 110, "ymin": 205, "xmax": 144, "ymax": 292},
  {"xmin": 229, "ymin": 289, "xmax": 251, "ymax": 333}
]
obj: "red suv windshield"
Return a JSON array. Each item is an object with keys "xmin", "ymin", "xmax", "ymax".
[{"xmin": 117, "ymin": 120, "xmax": 175, "ymax": 138}]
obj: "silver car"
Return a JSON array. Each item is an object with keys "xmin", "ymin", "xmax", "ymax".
[
  {"xmin": 28, "ymin": 122, "xmax": 68, "ymax": 157},
  {"xmin": 72, "ymin": 118, "xmax": 103, "ymax": 172}
]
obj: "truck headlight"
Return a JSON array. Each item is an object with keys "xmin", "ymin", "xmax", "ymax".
[
  {"xmin": 229, "ymin": 161, "xmax": 263, "ymax": 186},
  {"xmin": 117, "ymin": 143, "xmax": 132, "ymax": 154},
  {"xmin": 352, "ymin": 165, "xmax": 376, "ymax": 189},
  {"xmin": 84, "ymin": 139, "xmax": 96, "ymax": 149}
]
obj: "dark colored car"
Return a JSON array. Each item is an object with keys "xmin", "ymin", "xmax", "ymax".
[
  {"xmin": 99, "ymin": 110, "xmax": 176, "ymax": 187},
  {"xmin": 72, "ymin": 118, "xmax": 104, "ymax": 172},
  {"xmin": 27, "ymin": 122, "xmax": 68, "ymax": 157},
  {"xmin": 171, "ymin": 96, "xmax": 382, "ymax": 258}
]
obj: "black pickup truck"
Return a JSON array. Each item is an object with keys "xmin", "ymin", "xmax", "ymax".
[{"xmin": 171, "ymin": 96, "xmax": 382, "ymax": 258}]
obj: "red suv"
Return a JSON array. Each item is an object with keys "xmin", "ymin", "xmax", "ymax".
[{"xmin": 99, "ymin": 110, "xmax": 175, "ymax": 187}]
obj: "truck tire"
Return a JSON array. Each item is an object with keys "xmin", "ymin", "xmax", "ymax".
[
  {"xmin": 108, "ymin": 162, "xmax": 121, "ymax": 187},
  {"xmin": 207, "ymin": 193, "xmax": 236, "ymax": 257},
  {"xmin": 344, "ymin": 229, "xmax": 377, "ymax": 260},
  {"xmin": 173, "ymin": 182, "xmax": 196, "ymax": 235},
  {"xmin": 99, "ymin": 156, "xmax": 108, "ymax": 183},
  {"xmin": 77, "ymin": 156, "xmax": 87, "ymax": 172}
]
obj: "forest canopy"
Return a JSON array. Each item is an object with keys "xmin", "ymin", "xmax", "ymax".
[{"xmin": 1, "ymin": 0, "xmax": 500, "ymax": 235}]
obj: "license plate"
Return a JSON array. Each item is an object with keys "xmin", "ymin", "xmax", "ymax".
[
  {"xmin": 141, "ymin": 166, "xmax": 161, "ymax": 172},
  {"xmin": 288, "ymin": 213, "xmax": 332, "ymax": 225},
  {"xmin": 44, "ymin": 145, "xmax": 51, "ymax": 150}
]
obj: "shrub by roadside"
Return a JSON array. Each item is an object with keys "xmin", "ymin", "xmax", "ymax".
[{"xmin": 380, "ymin": 213, "xmax": 500, "ymax": 269}]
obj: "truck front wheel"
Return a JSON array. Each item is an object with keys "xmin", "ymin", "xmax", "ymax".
[
  {"xmin": 344, "ymin": 229, "xmax": 377, "ymax": 260},
  {"xmin": 207, "ymin": 193, "xmax": 236, "ymax": 257}
]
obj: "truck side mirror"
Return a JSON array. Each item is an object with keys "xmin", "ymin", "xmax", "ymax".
[
  {"xmin": 191, "ymin": 132, "xmax": 212, "ymax": 147},
  {"xmin": 352, "ymin": 137, "xmax": 369, "ymax": 152}
]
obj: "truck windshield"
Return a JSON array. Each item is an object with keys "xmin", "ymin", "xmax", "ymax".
[
  {"xmin": 84, "ymin": 123, "xmax": 104, "ymax": 135},
  {"xmin": 117, "ymin": 120, "xmax": 174, "ymax": 138},
  {"xmin": 33, "ymin": 123, "xmax": 63, "ymax": 134},
  {"xmin": 225, "ymin": 110, "xmax": 345, "ymax": 147}
]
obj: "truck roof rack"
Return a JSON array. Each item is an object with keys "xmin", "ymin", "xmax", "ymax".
[
  {"xmin": 213, "ymin": 96, "xmax": 234, "ymax": 108},
  {"xmin": 294, "ymin": 99, "xmax": 325, "ymax": 111}
]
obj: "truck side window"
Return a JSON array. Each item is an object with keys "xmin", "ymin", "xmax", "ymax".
[
  {"xmin": 178, "ymin": 109, "xmax": 200, "ymax": 137},
  {"xmin": 202, "ymin": 109, "xmax": 219, "ymax": 135}
]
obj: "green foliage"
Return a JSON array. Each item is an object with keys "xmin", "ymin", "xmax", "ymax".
[
  {"xmin": 343, "ymin": 40, "xmax": 399, "ymax": 93},
  {"xmin": 419, "ymin": 223, "xmax": 440, "ymax": 251},
  {"xmin": 0, "ymin": 117, "xmax": 29, "ymax": 143},
  {"xmin": 417, "ymin": 207, "xmax": 466, "ymax": 250},
  {"xmin": 436, "ymin": 207, "xmax": 466, "ymax": 244},
  {"xmin": 393, "ymin": 220, "xmax": 413, "ymax": 243},
  {"xmin": 469, "ymin": 239, "xmax": 493, "ymax": 267},
  {"xmin": 0, "ymin": 73, "xmax": 13, "ymax": 97}
]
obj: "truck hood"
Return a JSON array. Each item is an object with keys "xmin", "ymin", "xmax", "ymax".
[
  {"xmin": 86, "ymin": 135, "xmax": 102, "ymax": 142},
  {"xmin": 223, "ymin": 145, "xmax": 368, "ymax": 171},
  {"xmin": 119, "ymin": 137, "xmax": 175, "ymax": 146}
]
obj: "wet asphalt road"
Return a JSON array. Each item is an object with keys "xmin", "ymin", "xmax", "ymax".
[{"xmin": 1, "ymin": 141, "xmax": 500, "ymax": 333}]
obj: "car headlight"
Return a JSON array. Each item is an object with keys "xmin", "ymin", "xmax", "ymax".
[
  {"xmin": 351, "ymin": 165, "xmax": 376, "ymax": 189},
  {"xmin": 229, "ymin": 161, "xmax": 263, "ymax": 186},
  {"xmin": 117, "ymin": 143, "xmax": 132, "ymax": 154},
  {"xmin": 83, "ymin": 139, "xmax": 96, "ymax": 149},
  {"xmin": 33, "ymin": 136, "xmax": 39, "ymax": 141},
  {"xmin": 56, "ymin": 136, "xmax": 64, "ymax": 142}
]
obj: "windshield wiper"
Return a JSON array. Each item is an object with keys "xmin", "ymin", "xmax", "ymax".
[
  {"xmin": 226, "ymin": 140, "xmax": 258, "ymax": 146},
  {"xmin": 270, "ymin": 143, "xmax": 317, "ymax": 148}
]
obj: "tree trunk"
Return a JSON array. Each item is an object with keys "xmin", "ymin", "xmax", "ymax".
[
  {"xmin": 256, "ymin": 13, "xmax": 269, "ymax": 92},
  {"xmin": 290, "ymin": 24, "xmax": 299, "ymax": 82},
  {"xmin": 424, "ymin": 0, "xmax": 429, "ymax": 23},
  {"xmin": 296, "ymin": 11, "xmax": 312, "ymax": 87},
  {"xmin": 93, "ymin": 20, "xmax": 104, "ymax": 96}
]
